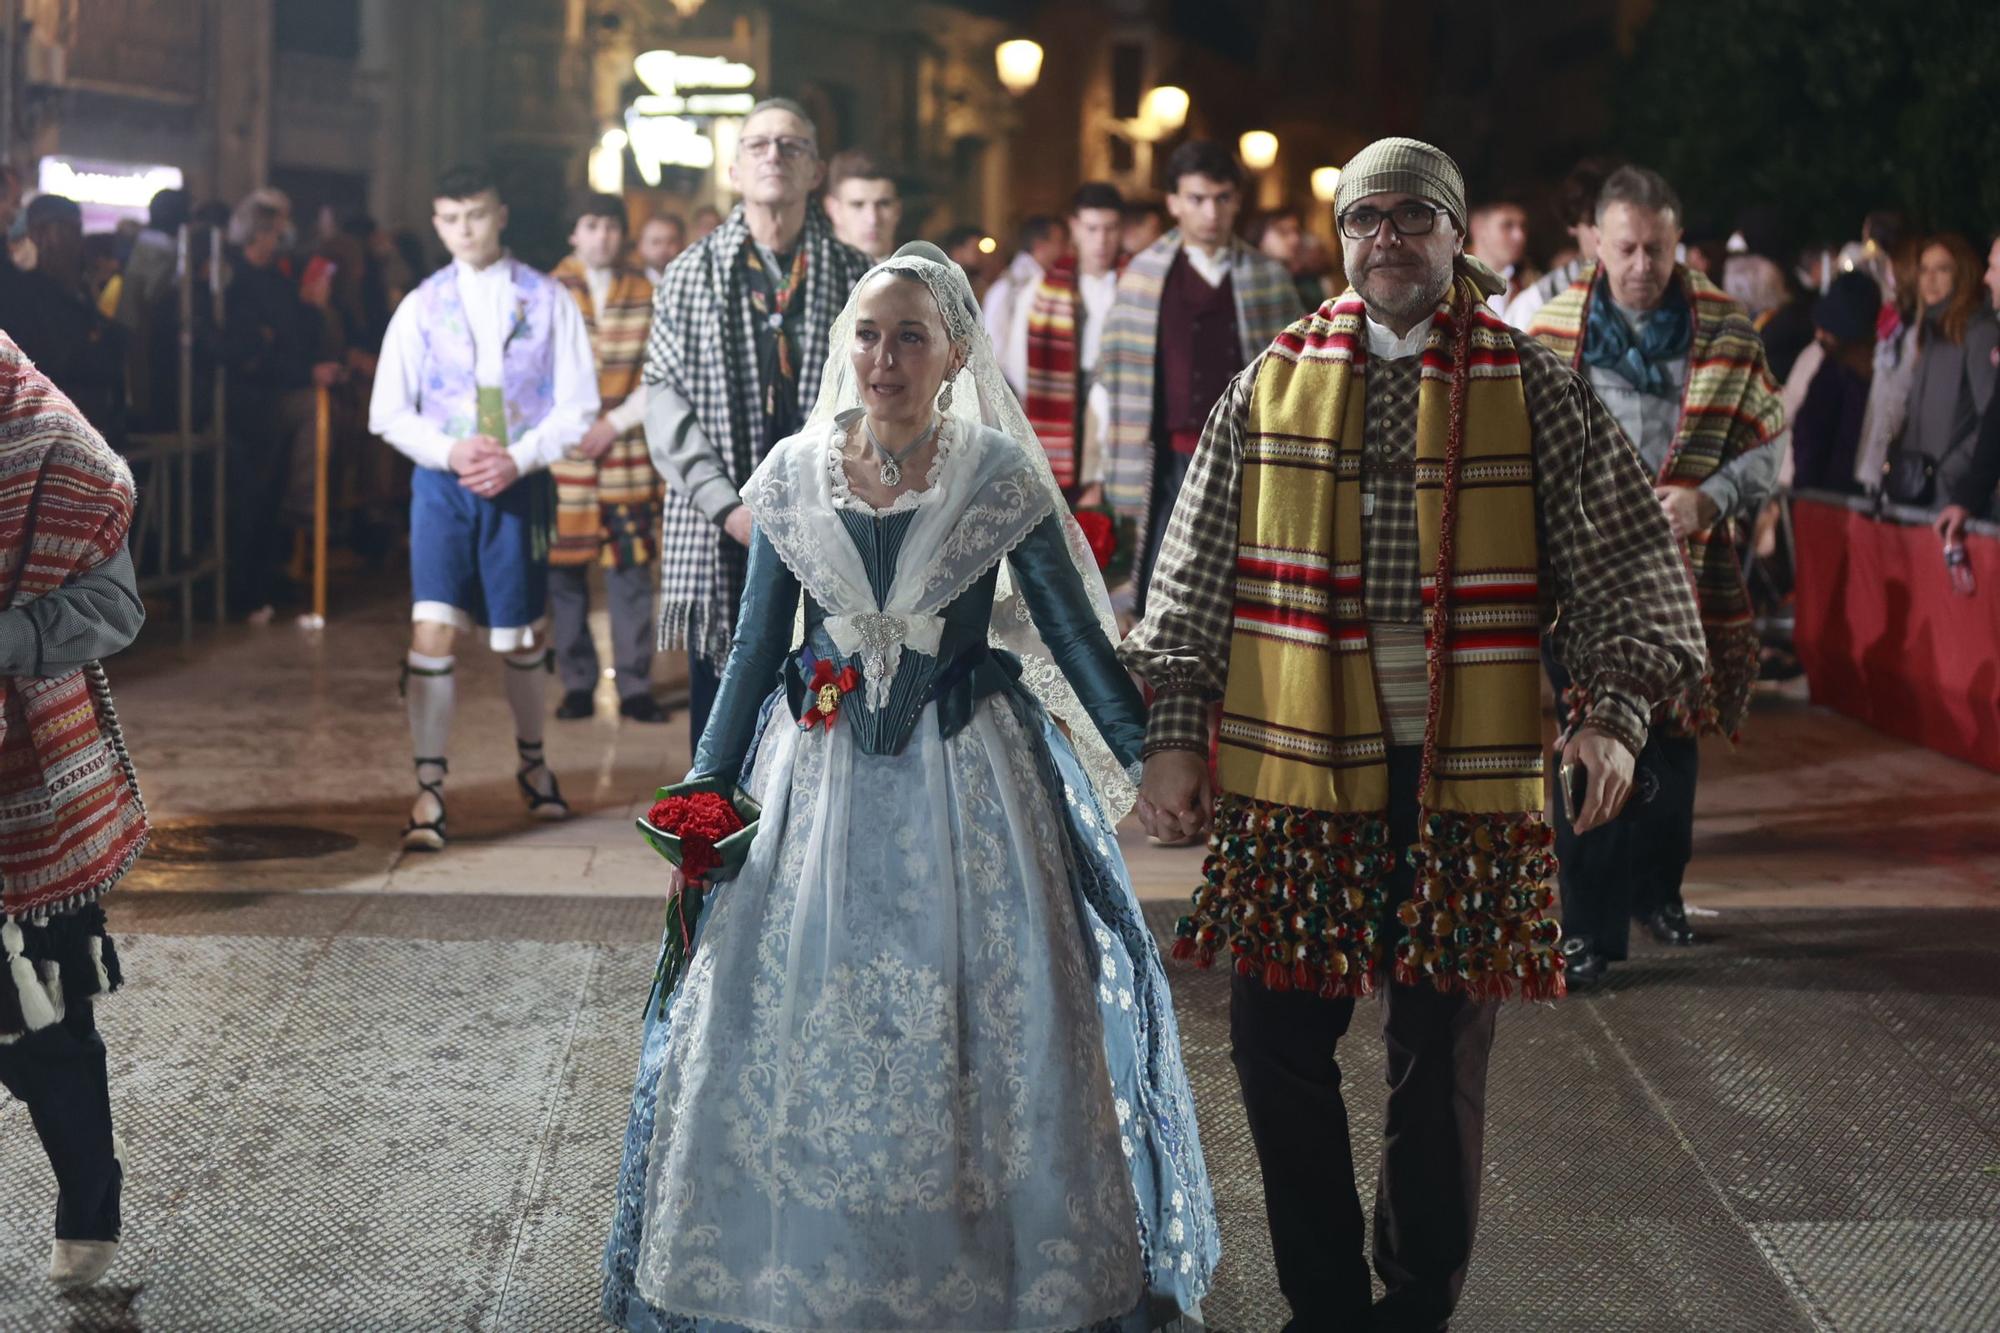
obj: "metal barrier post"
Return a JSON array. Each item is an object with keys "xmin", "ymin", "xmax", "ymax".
[
  {"xmin": 211, "ymin": 227, "xmax": 228, "ymax": 625},
  {"xmin": 306, "ymin": 384, "xmax": 330, "ymax": 629}
]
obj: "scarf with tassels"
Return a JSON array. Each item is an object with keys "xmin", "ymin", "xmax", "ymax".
[
  {"xmin": 1173, "ymin": 276, "xmax": 1564, "ymax": 1002},
  {"xmin": 1529, "ymin": 263, "xmax": 1785, "ymax": 738}
]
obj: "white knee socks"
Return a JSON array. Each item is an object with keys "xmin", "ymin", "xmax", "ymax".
[
  {"xmin": 501, "ymin": 650, "xmax": 549, "ymax": 748},
  {"xmin": 405, "ymin": 651, "xmax": 456, "ymax": 765}
]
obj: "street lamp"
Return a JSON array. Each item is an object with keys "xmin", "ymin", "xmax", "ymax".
[
  {"xmin": 1239, "ymin": 130, "xmax": 1279, "ymax": 172},
  {"xmin": 995, "ymin": 40, "xmax": 1044, "ymax": 96},
  {"xmin": 1310, "ymin": 167, "xmax": 1343, "ymax": 203},
  {"xmin": 1138, "ymin": 85, "xmax": 1189, "ymax": 141}
]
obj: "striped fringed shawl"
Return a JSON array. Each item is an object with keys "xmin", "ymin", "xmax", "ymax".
[
  {"xmin": 1529, "ymin": 263, "xmax": 1785, "ymax": 738},
  {"xmin": 1101, "ymin": 233, "xmax": 1300, "ymax": 577},
  {"xmin": 550, "ymin": 259, "xmax": 662, "ymax": 569},
  {"xmin": 1174, "ymin": 279, "xmax": 1564, "ymax": 1002},
  {"xmin": 0, "ymin": 335, "xmax": 149, "ymax": 923},
  {"xmin": 642, "ymin": 207, "xmax": 870, "ymax": 668},
  {"xmin": 1024, "ymin": 255, "xmax": 1084, "ymax": 488}
]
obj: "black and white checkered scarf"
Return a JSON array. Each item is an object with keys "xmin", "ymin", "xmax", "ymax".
[{"xmin": 643, "ymin": 205, "xmax": 869, "ymax": 668}]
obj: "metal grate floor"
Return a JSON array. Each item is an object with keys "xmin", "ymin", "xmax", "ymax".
[{"xmin": 4, "ymin": 896, "xmax": 1996, "ymax": 1331}]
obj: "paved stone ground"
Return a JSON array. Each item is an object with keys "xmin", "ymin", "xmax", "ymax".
[
  {"xmin": 5, "ymin": 894, "xmax": 1998, "ymax": 1331},
  {"xmin": 3, "ymin": 590, "xmax": 1997, "ymax": 1330}
]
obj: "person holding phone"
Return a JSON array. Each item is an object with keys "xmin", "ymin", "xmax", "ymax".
[
  {"xmin": 1121, "ymin": 138, "xmax": 1705, "ymax": 1331},
  {"xmin": 1528, "ymin": 166, "xmax": 1788, "ymax": 980}
]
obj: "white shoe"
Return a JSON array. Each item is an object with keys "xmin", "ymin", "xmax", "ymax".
[
  {"xmin": 49, "ymin": 1238, "xmax": 118, "ymax": 1288},
  {"xmin": 49, "ymin": 1129, "xmax": 127, "ymax": 1287}
]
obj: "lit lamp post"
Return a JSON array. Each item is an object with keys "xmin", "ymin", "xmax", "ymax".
[
  {"xmin": 995, "ymin": 39, "xmax": 1044, "ymax": 96},
  {"xmin": 1311, "ymin": 167, "xmax": 1345, "ymax": 286},
  {"xmin": 1138, "ymin": 85, "xmax": 1190, "ymax": 141},
  {"xmin": 1239, "ymin": 130, "xmax": 1280, "ymax": 207}
]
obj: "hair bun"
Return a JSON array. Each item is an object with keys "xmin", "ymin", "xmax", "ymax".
[{"xmin": 891, "ymin": 240, "xmax": 954, "ymax": 266}]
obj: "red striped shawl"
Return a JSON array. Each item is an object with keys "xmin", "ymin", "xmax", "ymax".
[{"xmin": 0, "ymin": 335, "xmax": 149, "ymax": 921}]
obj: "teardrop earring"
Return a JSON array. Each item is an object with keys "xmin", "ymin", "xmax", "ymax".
[{"xmin": 938, "ymin": 379, "xmax": 954, "ymax": 413}]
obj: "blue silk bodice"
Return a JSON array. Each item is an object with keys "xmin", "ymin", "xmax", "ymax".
[{"xmin": 689, "ymin": 507, "xmax": 1144, "ymax": 782}]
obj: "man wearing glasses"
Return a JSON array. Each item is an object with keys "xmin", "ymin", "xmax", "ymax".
[
  {"xmin": 642, "ymin": 98, "xmax": 872, "ymax": 746},
  {"xmin": 1122, "ymin": 137, "xmax": 1704, "ymax": 1330}
]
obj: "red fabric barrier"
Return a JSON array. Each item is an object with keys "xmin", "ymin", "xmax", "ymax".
[{"xmin": 1792, "ymin": 496, "xmax": 2000, "ymax": 772}]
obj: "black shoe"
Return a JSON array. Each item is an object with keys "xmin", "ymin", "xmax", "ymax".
[
  {"xmin": 1645, "ymin": 901, "xmax": 1698, "ymax": 946},
  {"xmin": 1562, "ymin": 935, "xmax": 1608, "ymax": 990},
  {"xmin": 618, "ymin": 694, "xmax": 671, "ymax": 723},
  {"xmin": 555, "ymin": 688, "xmax": 596, "ymax": 720}
]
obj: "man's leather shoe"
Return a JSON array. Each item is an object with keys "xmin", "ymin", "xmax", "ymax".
[
  {"xmin": 619, "ymin": 694, "xmax": 671, "ymax": 723},
  {"xmin": 1562, "ymin": 935, "xmax": 1608, "ymax": 990},
  {"xmin": 555, "ymin": 688, "xmax": 596, "ymax": 720},
  {"xmin": 1646, "ymin": 902, "xmax": 1697, "ymax": 946}
]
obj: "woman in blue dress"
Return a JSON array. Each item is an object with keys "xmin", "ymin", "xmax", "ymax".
[{"xmin": 602, "ymin": 242, "xmax": 1216, "ymax": 1333}]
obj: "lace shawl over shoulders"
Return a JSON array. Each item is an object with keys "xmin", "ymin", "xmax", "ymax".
[{"xmin": 742, "ymin": 419, "xmax": 1055, "ymax": 620}]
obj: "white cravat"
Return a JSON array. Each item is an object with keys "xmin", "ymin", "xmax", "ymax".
[
  {"xmin": 1364, "ymin": 313, "xmax": 1433, "ymax": 361},
  {"xmin": 1180, "ymin": 243, "xmax": 1231, "ymax": 289},
  {"xmin": 455, "ymin": 255, "xmax": 518, "ymax": 386}
]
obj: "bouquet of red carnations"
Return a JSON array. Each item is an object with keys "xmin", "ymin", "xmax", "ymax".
[
  {"xmin": 637, "ymin": 779, "xmax": 761, "ymax": 1014},
  {"xmin": 1072, "ymin": 503, "xmax": 1136, "ymax": 586}
]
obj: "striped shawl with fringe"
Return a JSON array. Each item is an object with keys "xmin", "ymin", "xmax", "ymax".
[{"xmin": 1528, "ymin": 263, "xmax": 1785, "ymax": 738}]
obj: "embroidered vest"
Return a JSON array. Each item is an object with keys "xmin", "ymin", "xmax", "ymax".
[{"xmin": 413, "ymin": 259, "xmax": 560, "ymax": 445}]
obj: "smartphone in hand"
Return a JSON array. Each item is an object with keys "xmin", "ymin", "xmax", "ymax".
[{"xmin": 1559, "ymin": 760, "xmax": 1589, "ymax": 826}]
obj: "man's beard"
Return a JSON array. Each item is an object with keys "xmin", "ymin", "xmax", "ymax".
[{"xmin": 1358, "ymin": 256, "xmax": 1452, "ymax": 325}]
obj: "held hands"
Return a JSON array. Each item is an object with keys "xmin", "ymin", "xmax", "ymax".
[
  {"xmin": 1136, "ymin": 749, "xmax": 1214, "ymax": 845},
  {"xmin": 723, "ymin": 506, "xmax": 755, "ymax": 548},
  {"xmin": 1655, "ymin": 485, "xmax": 1719, "ymax": 542},
  {"xmin": 576, "ymin": 416, "xmax": 620, "ymax": 462},
  {"xmin": 450, "ymin": 434, "xmax": 519, "ymax": 498},
  {"xmin": 1560, "ymin": 725, "xmax": 1636, "ymax": 834}
]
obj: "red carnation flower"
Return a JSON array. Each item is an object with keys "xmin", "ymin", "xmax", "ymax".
[
  {"xmin": 1074, "ymin": 508, "xmax": 1116, "ymax": 570},
  {"xmin": 647, "ymin": 791, "xmax": 745, "ymax": 885}
]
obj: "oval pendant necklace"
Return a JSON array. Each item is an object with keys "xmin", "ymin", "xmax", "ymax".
[{"xmin": 863, "ymin": 413, "xmax": 941, "ymax": 488}]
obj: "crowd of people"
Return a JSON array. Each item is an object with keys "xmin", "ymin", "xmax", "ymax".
[{"xmin": 0, "ymin": 84, "xmax": 1996, "ymax": 1329}]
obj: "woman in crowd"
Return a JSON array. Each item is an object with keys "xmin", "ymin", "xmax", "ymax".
[{"xmin": 1884, "ymin": 234, "xmax": 1999, "ymax": 506}]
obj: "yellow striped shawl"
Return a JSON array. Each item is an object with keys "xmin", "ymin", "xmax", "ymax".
[
  {"xmin": 551, "ymin": 259, "xmax": 662, "ymax": 568},
  {"xmin": 1176, "ymin": 277, "xmax": 1563, "ymax": 1001}
]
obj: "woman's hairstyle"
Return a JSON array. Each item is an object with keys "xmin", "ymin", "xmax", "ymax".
[
  {"xmin": 1917, "ymin": 232, "xmax": 1983, "ymax": 346},
  {"xmin": 869, "ymin": 240, "xmax": 978, "ymax": 344}
]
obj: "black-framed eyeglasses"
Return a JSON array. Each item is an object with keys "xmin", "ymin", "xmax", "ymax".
[
  {"xmin": 1338, "ymin": 202, "xmax": 1448, "ymax": 240},
  {"xmin": 738, "ymin": 135, "xmax": 817, "ymax": 163}
]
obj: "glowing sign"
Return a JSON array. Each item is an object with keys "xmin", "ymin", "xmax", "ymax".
[
  {"xmin": 634, "ymin": 50, "xmax": 756, "ymax": 98},
  {"xmin": 37, "ymin": 157, "xmax": 183, "ymax": 211},
  {"xmin": 624, "ymin": 108, "xmax": 717, "ymax": 185}
]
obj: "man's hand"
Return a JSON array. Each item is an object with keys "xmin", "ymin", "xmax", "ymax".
[
  {"xmin": 1559, "ymin": 725, "xmax": 1636, "ymax": 834},
  {"xmin": 1074, "ymin": 482, "xmax": 1106, "ymax": 510},
  {"xmin": 723, "ymin": 506, "xmax": 754, "ymax": 547},
  {"xmin": 459, "ymin": 451, "xmax": 521, "ymax": 499},
  {"xmin": 1934, "ymin": 504, "xmax": 1972, "ymax": 547},
  {"xmin": 576, "ymin": 416, "xmax": 620, "ymax": 462},
  {"xmin": 1136, "ymin": 749, "xmax": 1214, "ymax": 845},
  {"xmin": 310, "ymin": 361, "xmax": 345, "ymax": 390},
  {"xmin": 447, "ymin": 434, "xmax": 505, "ymax": 476},
  {"xmin": 1655, "ymin": 485, "xmax": 1719, "ymax": 542}
]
